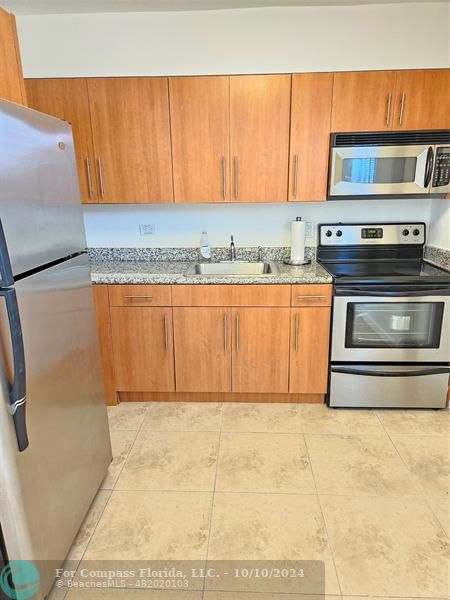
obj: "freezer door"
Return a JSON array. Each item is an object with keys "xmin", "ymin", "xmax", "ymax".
[
  {"xmin": 0, "ymin": 100, "xmax": 86, "ymax": 278},
  {"xmin": 0, "ymin": 254, "xmax": 111, "ymax": 599}
]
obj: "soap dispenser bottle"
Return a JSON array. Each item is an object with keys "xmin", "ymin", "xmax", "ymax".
[{"xmin": 199, "ymin": 230, "xmax": 211, "ymax": 261}]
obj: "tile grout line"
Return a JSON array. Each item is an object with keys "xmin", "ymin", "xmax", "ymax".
[
  {"xmin": 374, "ymin": 411, "xmax": 432, "ymax": 500},
  {"xmin": 302, "ymin": 431, "xmax": 343, "ymax": 598},
  {"xmin": 201, "ymin": 404, "xmax": 224, "ymax": 599}
]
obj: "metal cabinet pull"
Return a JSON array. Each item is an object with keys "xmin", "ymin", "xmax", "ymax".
[
  {"xmin": 297, "ymin": 295, "xmax": 327, "ymax": 299},
  {"xmin": 97, "ymin": 158, "xmax": 105, "ymax": 197},
  {"xmin": 294, "ymin": 314, "xmax": 299, "ymax": 353},
  {"xmin": 293, "ymin": 154, "xmax": 299, "ymax": 198},
  {"xmin": 233, "ymin": 157, "xmax": 238, "ymax": 201},
  {"xmin": 399, "ymin": 92, "xmax": 406, "ymax": 126},
  {"xmin": 235, "ymin": 313, "xmax": 239, "ymax": 352},
  {"xmin": 86, "ymin": 158, "xmax": 93, "ymax": 199},
  {"xmin": 164, "ymin": 313, "xmax": 169, "ymax": 353},
  {"xmin": 385, "ymin": 94, "xmax": 392, "ymax": 126},
  {"xmin": 223, "ymin": 312, "xmax": 227, "ymax": 352},
  {"xmin": 221, "ymin": 157, "xmax": 227, "ymax": 200},
  {"xmin": 124, "ymin": 295, "xmax": 153, "ymax": 300}
]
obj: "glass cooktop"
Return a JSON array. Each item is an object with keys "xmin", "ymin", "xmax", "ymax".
[{"xmin": 320, "ymin": 259, "xmax": 450, "ymax": 284}]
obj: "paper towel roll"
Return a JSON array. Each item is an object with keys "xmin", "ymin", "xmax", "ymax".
[{"xmin": 290, "ymin": 218, "xmax": 306, "ymax": 262}]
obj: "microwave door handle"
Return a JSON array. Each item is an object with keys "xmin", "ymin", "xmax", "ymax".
[{"xmin": 424, "ymin": 146, "xmax": 434, "ymax": 189}]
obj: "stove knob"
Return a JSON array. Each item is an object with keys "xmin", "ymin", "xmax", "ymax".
[
  {"xmin": 325, "ymin": 230, "xmax": 332, "ymax": 237},
  {"xmin": 402, "ymin": 229, "xmax": 410, "ymax": 236},
  {"xmin": 336, "ymin": 230, "xmax": 343, "ymax": 237},
  {"xmin": 413, "ymin": 228, "xmax": 420, "ymax": 236}
]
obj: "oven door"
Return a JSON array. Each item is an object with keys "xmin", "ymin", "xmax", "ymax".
[
  {"xmin": 329, "ymin": 365, "xmax": 450, "ymax": 408},
  {"xmin": 329, "ymin": 144, "xmax": 434, "ymax": 196},
  {"xmin": 332, "ymin": 286, "xmax": 450, "ymax": 362}
]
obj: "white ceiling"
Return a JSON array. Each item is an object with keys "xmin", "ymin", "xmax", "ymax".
[{"xmin": 1, "ymin": 0, "xmax": 445, "ymax": 15}]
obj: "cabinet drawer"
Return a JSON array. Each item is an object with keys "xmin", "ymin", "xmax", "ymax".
[
  {"xmin": 172, "ymin": 284, "xmax": 291, "ymax": 307},
  {"xmin": 291, "ymin": 284, "xmax": 332, "ymax": 307},
  {"xmin": 109, "ymin": 285, "xmax": 172, "ymax": 307}
]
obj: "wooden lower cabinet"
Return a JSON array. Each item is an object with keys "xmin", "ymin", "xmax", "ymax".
[
  {"xmin": 290, "ymin": 307, "xmax": 331, "ymax": 394},
  {"xmin": 110, "ymin": 306, "xmax": 175, "ymax": 392},
  {"xmin": 173, "ymin": 307, "xmax": 231, "ymax": 392},
  {"xmin": 231, "ymin": 307, "xmax": 291, "ymax": 393},
  {"xmin": 95, "ymin": 284, "xmax": 332, "ymax": 403}
]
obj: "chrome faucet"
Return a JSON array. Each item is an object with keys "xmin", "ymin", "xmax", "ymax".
[
  {"xmin": 257, "ymin": 246, "xmax": 263, "ymax": 262},
  {"xmin": 230, "ymin": 235, "xmax": 237, "ymax": 261}
]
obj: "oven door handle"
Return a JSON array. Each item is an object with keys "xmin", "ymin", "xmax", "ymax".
[
  {"xmin": 332, "ymin": 366, "xmax": 450, "ymax": 377},
  {"xmin": 336, "ymin": 286, "xmax": 450, "ymax": 297}
]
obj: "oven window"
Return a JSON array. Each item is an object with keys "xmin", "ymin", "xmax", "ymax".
[
  {"xmin": 342, "ymin": 157, "xmax": 417, "ymax": 184},
  {"xmin": 345, "ymin": 302, "xmax": 444, "ymax": 348}
]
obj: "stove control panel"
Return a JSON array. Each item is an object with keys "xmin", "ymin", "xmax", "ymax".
[{"xmin": 319, "ymin": 223, "xmax": 425, "ymax": 246}]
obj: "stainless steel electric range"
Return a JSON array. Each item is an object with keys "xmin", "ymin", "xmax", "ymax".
[{"xmin": 318, "ymin": 222, "xmax": 450, "ymax": 408}]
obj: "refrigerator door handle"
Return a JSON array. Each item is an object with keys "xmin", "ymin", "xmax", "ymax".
[
  {"xmin": 0, "ymin": 288, "xmax": 28, "ymax": 451},
  {"xmin": 0, "ymin": 220, "xmax": 14, "ymax": 287}
]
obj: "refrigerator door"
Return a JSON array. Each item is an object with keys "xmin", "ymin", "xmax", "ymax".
[
  {"xmin": 0, "ymin": 253, "xmax": 111, "ymax": 599},
  {"xmin": 0, "ymin": 100, "xmax": 86, "ymax": 278}
]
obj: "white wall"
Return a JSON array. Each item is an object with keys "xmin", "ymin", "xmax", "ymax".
[
  {"xmin": 17, "ymin": 3, "xmax": 449, "ymax": 249},
  {"xmin": 17, "ymin": 3, "xmax": 450, "ymax": 78},
  {"xmin": 428, "ymin": 199, "xmax": 450, "ymax": 249},
  {"xmin": 83, "ymin": 199, "xmax": 434, "ymax": 248}
]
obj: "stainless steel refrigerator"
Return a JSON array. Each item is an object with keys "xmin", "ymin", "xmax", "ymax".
[{"xmin": 0, "ymin": 100, "xmax": 112, "ymax": 599}]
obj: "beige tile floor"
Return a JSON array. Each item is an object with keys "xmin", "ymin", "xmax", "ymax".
[{"xmin": 48, "ymin": 402, "xmax": 449, "ymax": 600}]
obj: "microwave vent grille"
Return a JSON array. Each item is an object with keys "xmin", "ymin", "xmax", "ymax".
[{"xmin": 333, "ymin": 130, "xmax": 450, "ymax": 147}]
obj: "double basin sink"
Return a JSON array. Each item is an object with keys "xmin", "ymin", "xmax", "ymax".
[{"xmin": 185, "ymin": 261, "xmax": 280, "ymax": 277}]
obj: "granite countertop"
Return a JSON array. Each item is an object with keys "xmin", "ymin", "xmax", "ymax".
[{"xmin": 90, "ymin": 260, "xmax": 333, "ymax": 285}]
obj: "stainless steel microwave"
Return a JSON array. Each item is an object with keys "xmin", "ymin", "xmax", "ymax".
[{"xmin": 328, "ymin": 130, "xmax": 450, "ymax": 198}]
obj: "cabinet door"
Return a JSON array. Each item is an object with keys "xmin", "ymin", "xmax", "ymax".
[
  {"xmin": 173, "ymin": 307, "xmax": 231, "ymax": 392},
  {"xmin": 290, "ymin": 307, "xmax": 331, "ymax": 394},
  {"xmin": 232, "ymin": 308, "xmax": 290, "ymax": 393},
  {"xmin": 0, "ymin": 8, "xmax": 26, "ymax": 104},
  {"xmin": 331, "ymin": 71, "xmax": 396, "ymax": 132},
  {"xmin": 26, "ymin": 78, "xmax": 98, "ymax": 203},
  {"xmin": 170, "ymin": 76, "xmax": 230, "ymax": 202},
  {"xmin": 230, "ymin": 75, "xmax": 291, "ymax": 202},
  {"xmin": 394, "ymin": 69, "xmax": 450, "ymax": 130},
  {"xmin": 110, "ymin": 307, "xmax": 175, "ymax": 392},
  {"xmin": 289, "ymin": 73, "xmax": 333, "ymax": 201},
  {"xmin": 87, "ymin": 77, "xmax": 173, "ymax": 203}
]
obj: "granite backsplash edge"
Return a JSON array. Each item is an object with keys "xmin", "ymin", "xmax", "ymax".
[{"xmin": 88, "ymin": 246, "xmax": 316, "ymax": 262}]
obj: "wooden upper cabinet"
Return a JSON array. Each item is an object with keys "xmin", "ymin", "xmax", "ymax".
[
  {"xmin": 87, "ymin": 77, "xmax": 173, "ymax": 203},
  {"xmin": 331, "ymin": 70, "xmax": 396, "ymax": 132},
  {"xmin": 110, "ymin": 306, "xmax": 175, "ymax": 392},
  {"xmin": 231, "ymin": 308, "xmax": 290, "ymax": 393},
  {"xmin": 289, "ymin": 306, "xmax": 331, "ymax": 394},
  {"xmin": 289, "ymin": 73, "xmax": 333, "ymax": 202},
  {"xmin": 230, "ymin": 74, "xmax": 291, "ymax": 202},
  {"xmin": 26, "ymin": 78, "xmax": 98, "ymax": 203},
  {"xmin": 173, "ymin": 307, "xmax": 231, "ymax": 392},
  {"xmin": 394, "ymin": 69, "xmax": 450, "ymax": 130},
  {"xmin": 170, "ymin": 76, "xmax": 230, "ymax": 202},
  {"xmin": 0, "ymin": 8, "xmax": 27, "ymax": 104}
]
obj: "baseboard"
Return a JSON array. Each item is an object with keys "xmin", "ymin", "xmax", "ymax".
[{"xmin": 118, "ymin": 391, "xmax": 325, "ymax": 404}]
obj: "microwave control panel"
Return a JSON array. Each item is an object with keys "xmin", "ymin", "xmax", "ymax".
[{"xmin": 433, "ymin": 147, "xmax": 450, "ymax": 188}]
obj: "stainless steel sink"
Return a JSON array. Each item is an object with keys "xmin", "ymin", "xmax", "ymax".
[{"xmin": 185, "ymin": 261, "xmax": 279, "ymax": 277}]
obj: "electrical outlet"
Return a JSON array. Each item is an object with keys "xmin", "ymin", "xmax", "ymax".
[
  {"xmin": 139, "ymin": 224, "xmax": 155, "ymax": 235},
  {"xmin": 305, "ymin": 221, "xmax": 314, "ymax": 238}
]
